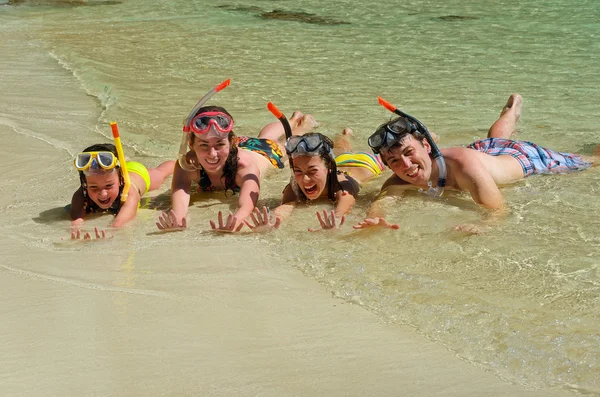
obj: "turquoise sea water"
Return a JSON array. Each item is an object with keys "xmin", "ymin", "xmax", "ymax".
[{"xmin": 1, "ymin": 0, "xmax": 599, "ymax": 393}]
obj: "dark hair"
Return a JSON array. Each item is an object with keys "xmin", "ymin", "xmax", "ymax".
[
  {"xmin": 375, "ymin": 117, "xmax": 427, "ymax": 166},
  {"xmin": 189, "ymin": 105, "xmax": 239, "ymax": 195},
  {"xmin": 78, "ymin": 143, "xmax": 124, "ymax": 213},
  {"xmin": 292, "ymin": 133, "xmax": 343, "ymax": 202}
]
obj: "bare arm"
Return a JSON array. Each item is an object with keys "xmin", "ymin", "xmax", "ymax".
[
  {"xmin": 232, "ymin": 162, "xmax": 261, "ymax": 226},
  {"xmin": 110, "ymin": 186, "xmax": 141, "ymax": 228},
  {"xmin": 273, "ymin": 184, "xmax": 298, "ymax": 221},
  {"xmin": 157, "ymin": 162, "xmax": 192, "ymax": 231},
  {"xmin": 453, "ymin": 158, "xmax": 504, "ymax": 210},
  {"xmin": 354, "ymin": 176, "xmax": 404, "ymax": 230},
  {"xmin": 69, "ymin": 187, "xmax": 86, "ymax": 227}
]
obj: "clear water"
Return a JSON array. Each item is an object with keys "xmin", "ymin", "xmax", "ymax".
[{"xmin": 1, "ymin": 0, "xmax": 599, "ymax": 393}]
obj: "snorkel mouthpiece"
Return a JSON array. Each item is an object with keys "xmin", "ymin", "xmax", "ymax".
[
  {"xmin": 178, "ymin": 78, "xmax": 231, "ymax": 171},
  {"xmin": 377, "ymin": 96, "xmax": 446, "ymax": 197},
  {"xmin": 110, "ymin": 122, "xmax": 130, "ymax": 202}
]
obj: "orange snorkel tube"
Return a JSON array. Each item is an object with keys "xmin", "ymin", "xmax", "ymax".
[
  {"xmin": 110, "ymin": 122, "xmax": 131, "ymax": 203},
  {"xmin": 267, "ymin": 101, "xmax": 294, "ymax": 169},
  {"xmin": 267, "ymin": 101, "xmax": 300, "ymax": 195},
  {"xmin": 378, "ymin": 96, "xmax": 446, "ymax": 196}
]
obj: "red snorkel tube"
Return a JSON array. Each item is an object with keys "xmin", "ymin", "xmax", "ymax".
[{"xmin": 378, "ymin": 96, "xmax": 446, "ymax": 196}]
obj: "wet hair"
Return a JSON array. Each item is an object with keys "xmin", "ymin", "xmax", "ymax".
[
  {"xmin": 375, "ymin": 117, "xmax": 427, "ymax": 167},
  {"xmin": 292, "ymin": 133, "xmax": 343, "ymax": 202},
  {"xmin": 189, "ymin": 105, "xmax": 239, "ymax": 196},
  {"xmin": 78, "ymin": 143, "xmax": 124, "ymax": 213}
]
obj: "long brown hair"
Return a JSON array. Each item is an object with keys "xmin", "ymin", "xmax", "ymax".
[{"xmin": 189, "ymin": 105, "xmax": 239, "ymax": 195}]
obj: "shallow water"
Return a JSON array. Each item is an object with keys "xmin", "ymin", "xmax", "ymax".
[{"xmin": 1, "ymin": 0, "xmax": 599, "ymax": 394}]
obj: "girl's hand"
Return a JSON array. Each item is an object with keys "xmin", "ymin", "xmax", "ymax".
[
  {"xmin": 353, "ymin": 217, "xmax": 400, "ymax": 230},
  {"xmin": 156, "ymin": 210, "xmax": 187, "ymax": 231},
  {"xmin": 70, "ymin": 227, "xmax": 112, "ymax": 240},
  {"xmin": 308, "ymin": 210, "xmax": 345, "ymax": 232},
  {"xmin": 210, "ymin": 211, "xmax": 244, "ymax": 233},
  {"xmin": 244, "ymin": 207, "xmax": 281, "ymax": 233}
]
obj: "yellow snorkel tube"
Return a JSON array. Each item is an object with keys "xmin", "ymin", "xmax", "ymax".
[{"xmin": 110, "ymin": 122, "xmax": 131, "ymax": 202}]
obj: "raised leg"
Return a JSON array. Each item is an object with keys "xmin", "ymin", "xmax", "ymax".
[
  {"xmin": 148, "ymin": 160, "xmax": 176, "ymax": 191},
  {"xmin": 487, "ymin": 94, "xmax": 523, "ymax": 139},
  {"xmin": 333, "ymin": 127, "xmax": 354, "ymax": 156}
]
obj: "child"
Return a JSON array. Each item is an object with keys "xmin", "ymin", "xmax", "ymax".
[{"xmin": 70, "ymin": 143, "xmax": 174, "ymax": 237}]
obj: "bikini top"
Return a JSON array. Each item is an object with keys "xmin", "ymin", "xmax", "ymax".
[{"xmin": 197, "ymin": 168, "xmax": 240, "ymax": 194}]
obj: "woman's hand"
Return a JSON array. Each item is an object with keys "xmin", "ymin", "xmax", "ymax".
[
  {"xmin": 454, "ymin": 223, "xmax": 485, "ymax": 235},
  {"xmin": 156, "ymin": 210, "xmax": 187, "ymax": 231},
  {"xmin": 353, "ymin": 217, "xmax": 400, "ymax": 230},
  {"xmin": 244, "ymin": 207, "xmax": 281, "ymax": 233},
  {"xmin": 308, "ymin": 210, "xmax": 345, "ymax": 232},
  {"xmin": 210, "ymin": 211, "xmax": 244, "ymax": 233},
  {"xmin": 70, "ymin": 227, "xmax": 112, "ymax": 240}
]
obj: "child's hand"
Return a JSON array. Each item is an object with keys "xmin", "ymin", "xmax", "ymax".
[
  {"xmin": 209, "ymin": 211, "xmax": 244, "ymax": 233},
  {"xmin": 353, "ymin": 217, "xmax": 400, "ymax": 230},
  {"xmin": 156, "ymin": 210, "xmax": 187, "ymax": 231},
  {"xmin": 308, "ymin": 210, "xmax": 345, "ymax": 232},
  {"xmin": 244, "ymin": 206, "xmax": 281, "ymax": 233},
  {"xmin": 70, "ymin": 227, "xmax": 112, "ymax": 240}
]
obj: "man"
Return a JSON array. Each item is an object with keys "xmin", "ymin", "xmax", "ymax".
[{"xmin": 355, "ymin": 94, "xmax": 593, "ymax": 230}]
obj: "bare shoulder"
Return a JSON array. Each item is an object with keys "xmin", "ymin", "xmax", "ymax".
[{"xmin": 441, "ymin": 147, "xmax": 485, "ymax": 174}]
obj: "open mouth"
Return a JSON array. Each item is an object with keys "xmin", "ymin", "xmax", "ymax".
[
  {"xmin": 304, "ymin": 184, "xmax": 318, "ymax": 195},
  {"xmin": 97, "ymin": 197, "xmax": 112, "ymax": 206},
  {"xmin": 205, "ymin": 157, "xmax": 220, "ymax": 165},
  {"xmin": 406, "ymin": 166, "xmax": 419, "ymax": 178}
]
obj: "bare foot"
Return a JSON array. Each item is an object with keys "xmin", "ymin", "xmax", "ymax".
[
  {"xmin": 334, "ymin": 128, "xmax": 354, "ymax": 155},
  {"xmin": 500, "ymin": 94, "xmax": 523, "ymax": 121},
  {"xmin": 488, "ymin": 94, "xmax": 523, "ymax": 139},
  {"xmin": 290, "ymin": 111, "xmax": 318, "ymax": 136}
]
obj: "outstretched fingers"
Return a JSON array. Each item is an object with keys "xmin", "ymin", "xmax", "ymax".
[{"xmin": 353, "ymin": 217, "xmax": 400, "ymax": 230}]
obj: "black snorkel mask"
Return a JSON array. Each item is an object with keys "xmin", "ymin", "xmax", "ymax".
[{"xmin": 370, "ymin": 97, "xmax": 446, "ymax": 197}]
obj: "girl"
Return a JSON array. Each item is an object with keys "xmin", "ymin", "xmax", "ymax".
[{"xmin": 70, "ymin": 143, "xmax": 174, "ymax": 238}]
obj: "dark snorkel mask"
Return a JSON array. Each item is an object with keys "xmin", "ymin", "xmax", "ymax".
[{"xmin": 370, "ymin": 97, "xmax": 446, "ymax": 197}]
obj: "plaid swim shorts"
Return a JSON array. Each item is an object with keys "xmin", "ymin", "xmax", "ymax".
[{"xmin": 467, "ymin": 138, "xmax": 591, "ymax": 176}]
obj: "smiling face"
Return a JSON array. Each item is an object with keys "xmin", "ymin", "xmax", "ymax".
[
  {"xmin": 381, "ymin": 135, "xmax": 433, "ymax": 186},
  {"xmin": 292, "ymin": 155, "xmax": 330, "ymax": 200},
  {"xmin": 84, "ymin": 170, "xmax": 121, "ymax": 209},
  {"xmin": 190, "ymin": 132, "xmax": 231, "ymax": 173}
]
